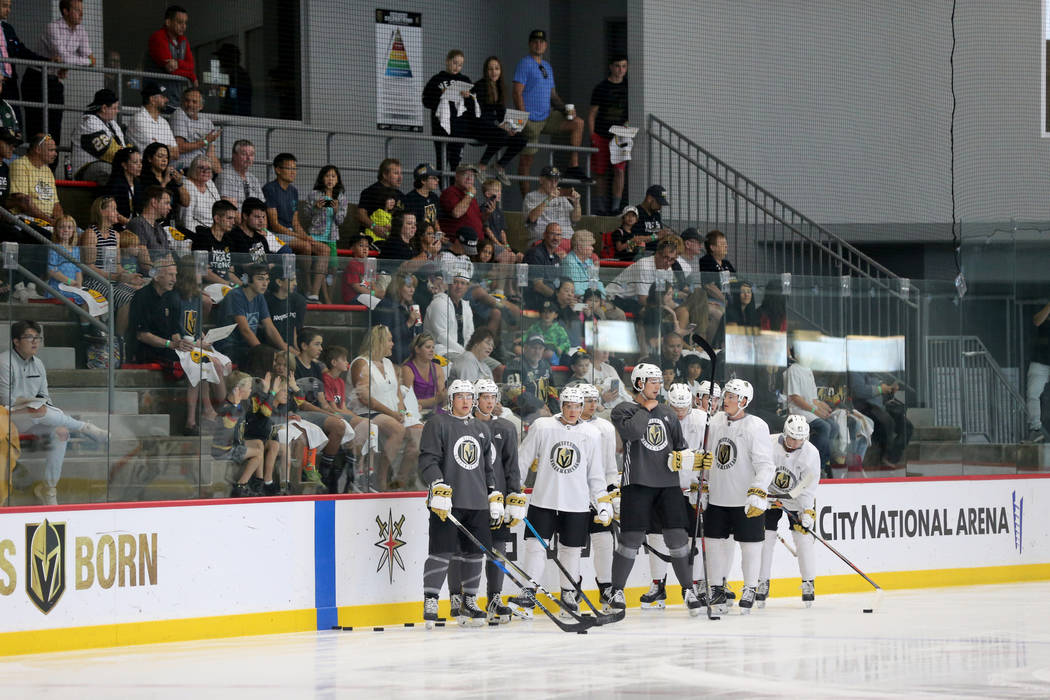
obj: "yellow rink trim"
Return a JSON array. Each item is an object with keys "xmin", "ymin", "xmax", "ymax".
[{"xmin": 0, "ymin": 608, "xmax": 316, "ymax": 657}]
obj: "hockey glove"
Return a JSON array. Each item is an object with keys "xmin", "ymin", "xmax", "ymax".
[
  {"xmin": 488, "ymin": 490, "xmax": 505, "ymax": 529},
  {"xmin": 606, "ymin": 484, "xmax": 621, "ymax": 521},
  {"xmin": 687, "ymin": 480, "xmax": 700, "ymax": 507},
  {"xmin": 694, "ymin": 451, "xmax": 714, "ymax": 471},
  {"xmin": 596, "ymin": 487, "xmax": 619, "ymax": 524},
  {"xmin": 594, "ymin": 500, "xmax": 613, "ymax": 527},
  {"xmin": 504, "ymin": 492, "xmax": 527, "ymax": 527},
  {"xmin": 700, "ymin": 481, "xmax": 709, "ymax": 511},
  {"xmin": 427, "ymin": 481, "xmax": 453, "ymax": 521},
  {"xmin": 667, "ymin": 449, "xmax": 695, "ymax": 472},
  {"xmin": 744, "ymin": 487, "xmax": 768, "ymax": 518},
  {"xmin": 794, "ymin": 508, "xmax": 815, "ymax": 533}
]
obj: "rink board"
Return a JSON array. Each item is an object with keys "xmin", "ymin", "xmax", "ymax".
[{"xmin": 0, "ymin": 474, "xmax": 1046, "ymax": 655}]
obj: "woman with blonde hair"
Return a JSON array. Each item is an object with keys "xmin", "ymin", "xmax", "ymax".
[
  {"xmin": 349, "ymin": 325, "xmax": 420, "ymax": 490},
  {"xmin": 178, "ymin": 155, "xmax": 221, "ymax": 231},
  {"xmin": 82, "ymin": 195, "xmax": 146, "ymax": 335}
]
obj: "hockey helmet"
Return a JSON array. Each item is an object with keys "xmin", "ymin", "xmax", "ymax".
[
  {"xmin": 630, "ymin": 363, "xmax": 662, "ymax": 391},
  {"xmin": 577, "ymin": 383, "xmax": 600, "ymax": 400},
  {"xmin": 667, "ymin": 383, "xmax": 693, "ymax": 409},
  {"xmin": 446, "ymin": 378, "xmax": 477, "ymax": 411},
  {"xmin": 560, "ymin": 385, "xmax": 585, "ymax": 407},
  {"xmin": 722, "ymin": 378, "xmax": 754, "ymax": 407},
  {"xmin": 473, "ymin": 378, "xmax": 500, "ymax": 401},
  {"xmin": 696, "ymin": 380, "xmax": 722, "ymax": 400},
  {"xmin": 784, "ymin": 414, "xmax": 811, "ymax": 441}
]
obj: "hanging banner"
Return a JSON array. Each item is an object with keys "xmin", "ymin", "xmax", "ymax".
[{"xmin": 375, "ymin": 9, "xmax": 423, "ymax": 132}]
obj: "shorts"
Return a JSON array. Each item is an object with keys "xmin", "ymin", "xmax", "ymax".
[
  {"xmin": 491, "ymin": 520, "xmax": 513, "ymax": 543},
  {"xmin": 428, "ymin": 507, "xmax": 491, "ymax": 555},
  {"xmin": 590, "ymin": 133, "xmax": 627, "ymax": 176},
  {"xmin": 620, "ymin": 484, "xmax": 689, "ymax": 532},
  {"xmin": 764, "ymin": 506, "xmax": 799, "ymax": 531},
  {"xmin": 524, "ymin": 504, "xmax": 591, "ymax": 548},
  {"xmin": 520, "ymin": 110, "xmax": 571, "ymax": 156},
  {"xmin": 299, "ymin": 411, "xmax": 330, "ymax": 429},
  {"xmin": 212, "ymin": 443, "xmax": 248, "ymax": 465},
  {"xmin": 645, "ymin": 493, "xmax": 697, "ymax": 534},
  {"xmin": 703, "ymin": 503, "xmax": 765, "ymax": 543}
]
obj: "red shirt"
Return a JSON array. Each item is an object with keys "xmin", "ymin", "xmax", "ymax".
[
  {"xmin": 341, "ymin": 258, "xmax": 366, "ymax": 303},
  {"xmin": 322, "ymin": 373, "xmax": 346, "ymax": 409},
  {"xmin": 148, "ymin": 28, "xmax": 196, "ymax": 82},
  {"xmin": 438, "ymin": 185, "xmax": 482, "ymax": 236}
]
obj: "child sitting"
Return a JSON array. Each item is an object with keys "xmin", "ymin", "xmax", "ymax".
[
  {"xmin": 212, "ymin": 371, "xmax": 269, "ymax": 497},
  {"xmin": 47, "ymin": 215, "xmax": 84, "ymax": 304},
  {"xmin": 340, "ymin": 235, "xmax": 372, "ymax": 304},
  {"xmin": 523, "ymin": 299, "xmax": 571, "ymax": 364}
]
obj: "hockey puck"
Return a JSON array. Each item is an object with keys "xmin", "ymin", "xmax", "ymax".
[
  {"xmin": 404, "ymin": 623, "xmax": 415, "ymax": 628},
  {"xmin": 487, "ymin": 621, "xmax": 499, "ymax": 626},
  {"xmin": 863, "ymin": 609, "xmax": 873, "ymax": 613},
  {"xmin": 435, "ymin": 621, "xmax": 446, "ymax": 627},
  {"xmin": 373, "ymin": 626, "xmax": 385, "ymax": 631},
  {"xmin": 576, "ymin": 630, "xmax": 588, "ymax": 634}
]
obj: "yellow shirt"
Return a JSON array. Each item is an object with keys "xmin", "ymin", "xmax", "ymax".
[{"xmin": 10, "ymin": 157, "xmax": 58, "ymax": 218}]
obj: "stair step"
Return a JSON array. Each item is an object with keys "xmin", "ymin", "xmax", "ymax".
[
  {"xmin": 36, "ymin": 346, "xmax": 75, "ymax": 369},
  {"xmin": 0, "ymin": 302, "xmax": 72, "ymax": 321},
  {"xmin": 48, "ymin": 389, "xmax": 139, "ymax": 414},
  {"xmin": 906, "ymin": 408, "xmax": 935, "ymax": 427},
  {"xmin": 72, "ymin": 412, "xmax": 172, "ymax": 438},
  {"xmin": 915, "ymin": 425, "xmax": 962, "ymax": 441},
  {"xmin": 46, "ymin": 368, "xmax": 165, "ymax": 388}
]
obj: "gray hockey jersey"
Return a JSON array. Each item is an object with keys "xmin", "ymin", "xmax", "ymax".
[
  {"xmin": 418, "ymin": 413, "xmax": 496, "ymax": 510},
  {"xmin": 611, "ymin": 401, "xmax": 687, "ymax": 488},
  {"xmin": 485, "ymin": 415, "xmax": 522, "ymax": 494}
]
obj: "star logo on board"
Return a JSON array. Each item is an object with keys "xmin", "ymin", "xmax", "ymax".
[{"xmin": 375, "ymin": 510, "xmax": 407, "ymax": 583}]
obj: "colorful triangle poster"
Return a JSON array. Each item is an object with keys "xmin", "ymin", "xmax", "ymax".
[
  {"xmin": 385, "ymin": 29, "xmax": 412, "ymax": 78},
  {"xmin": 376, "ymin": 11, "xmax": 423, "ymax": 131}
]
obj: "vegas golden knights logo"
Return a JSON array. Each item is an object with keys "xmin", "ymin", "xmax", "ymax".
[
  {"xmin": 549, "ymin": 441, "xmax": 581, "ymax": 474},
  {"xmin": 453, "ymin": 435, "xmax": 481, "ymax": 470},
  {"xmin": 773, "ymin": 470, "xmax": 792, "ymax": 491},
  {"xmin": 642, "ymin": 418, "xmax": 668, "ymax": 451},
  {"xmin": 715, "ymin": 438, "xmax": 737, "ymax": 470},
  {"xmin": 25, "ymin": 519, "xmax": 66, "ymax": 614},
  {"xmin": 183, "ymin": 309, "xmax": 198, "ymax": 336}
]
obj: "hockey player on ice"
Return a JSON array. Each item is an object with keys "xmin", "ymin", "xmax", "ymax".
[
  {"xmin": 758, "ymin": 414, "xmax": 821, "ymax": 608},
  {"xmin": 696, "ymin": 380, "xmax": 721, "ymax": 412},
  {"xmin": 699, "ymin": 378, "xmax": 775, "ymax": 615},
  {"xmin": 608, "ymin": 364, "xmax": 710, "ymax": 616},
  {"xmin": 418, "ymin": 379, "xmax": 504, "ymax": 628},
  {"xmin": 578, "ymin": 383, "xmax": 621, "ymax": 612}
]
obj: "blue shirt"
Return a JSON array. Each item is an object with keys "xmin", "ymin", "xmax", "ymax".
[
  {"xmin": 47, "ymin": 246, "xmax": 80, "ymax": 290},
  {"xmin": 262, "ymin": 180, "xmax": 299, "ymax": 230},
  {"xmin": 513, "ymin": 56, "xmax": 555, "ymax": 121},
  {"xmin": 216, "ymin": 288, "xmax": 270, "ymax": 351}
]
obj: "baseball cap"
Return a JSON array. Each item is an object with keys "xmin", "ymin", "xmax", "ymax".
[
  {"xmin": 570, "ymin": 349, "xmax": 590, "ymax": 365},
  {"xmin": 646, "ymin": 185, "xmax": 669, "ymax": 206},
  {"xmin": 455, "ymin": 162, "xmax": 479, "ymax": 175},
  {"xmin": 540, "ymin": 300, "xmax": 557, "ymax": 313},
  {"xmin": 582, "ymin": 287, "xmax": 604, "ymax": 301},
  {"xmin": 86, "ymin": 88, "xmax": 119, "ymax": 111},
  {"xmin": 142, "ymin": 81, "xmax": 167, "ymax": 100},
  {"xmin": 456, "ymin": 226, "xmax": 479, "ymax": 255},
  {"xmin": 529, "ymin": 29, "xmax": 547, "ymax": 41},
  {"xmin": 526, "ymin": 334, "xmax": 547, "ymax": 346},
  {"xmin": 621, "ymin": 205, "xmax": 639, "ymax": 218},
  {"xmin": 413, "ymin": 163, "xmax": 439, "ymax": 181},
  {"xmin": 0, "ymin": 127, "xmax": 20, "ymax": 146},
  {"xmin": 539, "ymin": 165, "xmax": 561, "ymax": 179},
  {"xmin": 680, "ymin": 227, "xmax": 701, "ymax": 243}
]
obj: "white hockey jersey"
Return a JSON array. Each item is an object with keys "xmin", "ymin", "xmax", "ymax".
[
  {"xmin": 767, "ymin": 433, "xmax": 820, "ymax": 513},
  {"xmin": 584, "ymin": 415, "xmax": 619, "ymax": 486},
  {"xmin": 518, "ymin": 414, "xmax": 605, "ymax": 513},
  {"xmin": 678, "ymin": 408, "xmax": 709, "ymax": 491},
  {"xmin": 706, "ymin": 412, "xmax": 775, "ymax": 507}
]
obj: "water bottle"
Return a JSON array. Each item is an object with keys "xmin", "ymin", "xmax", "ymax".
[{"xmin": 63, "ymin": 155, "xmax": 72, "ymax": 180}]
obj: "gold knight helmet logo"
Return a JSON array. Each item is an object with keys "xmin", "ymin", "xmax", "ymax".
[
  {"xmin": 26, "ymin": 519, "xmax": 66, "ymax": 614},
  {"xmin": 773, "ymin": 470, "xmax": 792, "ymax": 491},
  {"xmin": 549, "ymin": 441, "xmax": 581, "ymax": 473}
]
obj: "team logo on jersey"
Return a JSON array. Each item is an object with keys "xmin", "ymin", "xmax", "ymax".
[
  {"xmin": 183, "ymin": 309, "xmax": 198, "ymax": 336},
  {"xmin": 453, "ymin": 435, "xmax": 482, "ymax": 470},
  {"xmin": 25, "ymin": 519, "xmax": 66, "ymax": 614},
  {"xmin": 772, "ymin": 469, "xmax": 793, "ymax": 493},
  {"xmin": 549, "ymin": 441, "xmax": 581, "ymax": 474},
  {"xmin": 714, "ymin": 438, "xmax": 737, "ymax": 470},
  {"xmin": 642, "ymin": 418, "xmax": 668, "ymax": 451}
]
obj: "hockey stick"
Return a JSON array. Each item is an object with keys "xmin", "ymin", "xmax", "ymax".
[
  {"xmin": 778, "ymin": 534, "xmax": 798, "ymax": 557},
  {"xmin": 688, "ymin": 333, "xmax": 720, "ymax": 621},
  {"xmin": 522, "ymin": 516, "xmax": 625, "ymax": 625},
  {"xmin": 445, "ymin": 513, "xmax": 597, "ymax": 633}
]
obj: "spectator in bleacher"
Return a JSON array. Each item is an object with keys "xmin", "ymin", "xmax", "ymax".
[
  {"xmin": 126, "ymin": 185, "xmax": 171, "ymax": 254},
  {"xmin": 355, "ymin": 158, "xmax": 404, "ymax": 235},
  {"xmin": 679, "ymin": 228, "xmax": 704, "ymax": 271},
  {"xmin": 467, "ymin": 240, "xmax": 518, "ymax": 339},
  {"xmin": 639, "ymin": 328, "xmax": 686, "ymax": 368},
  {"xmin": 264, "ymin": 266, "xmax": 305, "ymax": 351},
  {"xmin": 214, "ymin": 43, "xmax": 251, "ymax": 117},
  {"xmin": 1025, "ymin": 302, "xmax": 1050, "ymax": 443},
  {"xmin": 146, "ymin": 4, "xmax": 196, "ymax": 108},
  {"xmin": 757, "ymin": 279, "xmax": 787, "ymax": 332},
  {"xmin": 263, "ymin": 152, "xmax": 317, "ymax": 258},
  {"xmin": 422, "ymin": 49, "xmax": 475, "ymax": 173},
  {"xmin": 102, "ymin": 146, "xmax": 142, "ymax": 226},
  {"xmin": 302, "ymin": 164, "xmax": 348, "ymax": 302},
  {"xmin": 726, "ymin": 280, "xmax": 759, "ymax": 327},
  {"xmin": 0, "ymin": 89, "xmax": 17, "ymax": 146},
  {"xmin": 126, "ymin": 81, "xmax": 179, "ymax": 156},
  {"xmin": 172, "ymin": 86, "xmax": 220, "ymax": 173},
  {"xmin": 473, "ymin": 55, "xmax": 526, "ymax": 186},
  {"xmin": 784, "ymin": 346, "xmax": 838, "ymax": 473},
  {"xmin": 698, "ymin": 229, "xmax": 736, "ymax": 276},
  {"xmin": 137, "ymin": 142, "xmax": 188, "ymax": 215},
  {"xmin": 0, "ymin": 0, "xmax": 50, "ymax": 123},
  {"xmin": 849, "ymin": 371, "xmax": 913, "ymax": 466},
  {"xmin": 214, "ymin": 371, "xmax": 267, "ymax": 498},
  {"xmin": 0, "ymin": 127, "xmax": 17, "ymax": 206},
  {"xmin": 404, "ymin": 163, "xmax": 440, "ymax": 234},
  {"xmin": 587, "ymin": 54, "xmax": 629, "ymax": 215},
  {"xmin": 512, "ymin": 29, "xmax": 591, "ymax": 194},
  {"xmin": 349, "ymin": 325, "xmax": 418, "ymax": 491},
  {"xmin": 529, "ymin": 299, "xmax": 572, "ymax": 364},
  {"xmin": 177, "ymin": 154, "xmax": 219, "ymax": 231},
  {"xmin": 632, "ymin": 185, "xmax": 672, "ymax": 250},
  {"xmin": 479, "ymin": 178, "xmax": 517, "ymax": 262},
  {"xmin": 378, "ymin": 210, "xmax": 417, "ymax": 262},
  {"xmin": 423, "ymin": 261, "xmax": 473, "ymax": 361},
  {"xmin": 340, "ymin": 234, "xmax": 371, "ymax": 304},
  {"xmin": 46, "ymin": 215, "xmax": 81, "ymax": 297},
  {"xmin": 0, "ymin": 320, "xmax": 107, "ymax": 504},
  {"xmin": 523, "ymin": 166, "xmax": 580, "ymax": 247},
  {"xmin": 552, "ymin": 279, "xmax": 583, "ymax": 346},
  {"xmin": 190, "ymin": 198, "xmax": 238, "ymax": 287},
  {"xmin": 605, "ymin": 237, "xmax": 683, "ymax": 317},
  {"xmin": 522, "ymin": 222, "xmax": 563, "ymax": 312},
  {"xmin": 401, "ymin": 332, "xmax": 446, "ymax": 421},
  {"xmin": 293, "ymin": 327, "xmax": 351, "ymax": 489},
  {"xmin": 72, "ymin": 89, "xmax": 127, "ymax": 183},
  {"xmin": 23, "ymin": 0, "xmax": 94, "ymax": 149},
  {"xmin": 214, "ymin": 263, "xmax": 288, "ymax": 366},
  {"xmin": 505, "ymin": 333, "xmax": 556, "ymax": 420},
  {"xmin": 606, "ymin": 205, "xmax": 642, "ymax": 261},
  {"xmin": 171, "ymin": 253, "xmax": 219, "ymax": 366},
  {"xmin": 374, "ymin": 271, "xmax": 421, "ymax": 364},
  {"xmin": 216, "ymin": 139, "xmax": 264, "ymax": 210},
  {"xmin": 437, "ymin": 162, "xmax": 482, "ymax": 237},
  {"xmin": 561, "ymin": 229, "xmax": 606, "ymax": 297},
  {"xmin": 82, "ymin": 195, "xmax": 144, "ymax": 334},
  {"xmin": 229, "ymin": 197, "xmax": 272, "ymax": 268},
  {"xmin": 10, "ymin": 133, "xmax": 63, "ymax": 225},
  {"xmin": 449, "ymin": 326, "xmax": 499, "ymax": 385}
]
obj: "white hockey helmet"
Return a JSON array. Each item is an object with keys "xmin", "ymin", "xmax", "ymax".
[
  {"xmin": 560, "ymin": 385, "xmax": 585, "ymax": 407},
  {"xmin": 447, "ymin": 378, "xmax": 477, "ymax": 411},
  {"xmin": 722, "ymin": 378, "xmax": 754, "ymax": 407},
  {"xmin": 577, "ymin": 383, "xmax": 600, "ymax": 401},
  {"xmin": 473, "ymin": 378, "xmax": 500, "ymax": 401},
  {"xmin": 630, "ymin": 363, "xmax": 662, "ymax": 391},
  {"xmin": 783, "ymin": 414, "xmax": 810, "ymax": 441},
  {"xmin": 696, "ymin": 380, "xmax": 722, "ymax": 400},
  {"xmin": 667, "ymin": 383, "xmax": 694, "ymax": 409}
]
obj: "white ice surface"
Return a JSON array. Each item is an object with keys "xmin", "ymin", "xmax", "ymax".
[{"xmin": 1, "ymin": 582, "xmax": 1048, "ymax": 699}]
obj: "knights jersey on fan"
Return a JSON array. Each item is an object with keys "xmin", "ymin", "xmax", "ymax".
[
  {"xmin": 610, "ymin": 402, "xmax": 688, "ymax": 488},
  {"xmin": 518, "ymin": 415, "xmax": 605, "ymax": 512},
  {"xmin": 488, "ymin": 416, "xmax": 522, "ymax": 494},
  {"xmin": 705, "ymin": 411, "xmax": 775, "ymax": 507},
  {"xmin": 583, "ymin": 413, "xmax": 618, "ymax": 485},
  {"xmin": 767, "ymin": 433, "xmax": 820, "ymax": 513},
  {"xmin": 418, "ymin": 413, "xmax": 496, "ymax": 510},
  {"xmin": 677, "ymin": 408, "xmax": 709, "ymax": 490}
]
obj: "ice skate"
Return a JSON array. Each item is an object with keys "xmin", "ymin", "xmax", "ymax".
[
  {"xmin": 756, "ymin": 579, "xmax": 769, "ymax": 609},
  {"xmin": 558, "ymin": 588, "xmax": 579, "ymax": 621},
  {"xmin": 458, "ymin": 594, "xmax": 486, "ymax": 627},
  {"xmin": 508, "ymin": 589, "xmax": 536, "ymax": 620},
  {"xmin": 423, "ymin": 594, "xmax": 440, "ymax": 630},
  {"xmin": 639, "ymin": 577, "xmax": 667, "ymax": 609},
  {"xmin": 738, "ymin": 585, "xmax": 756, "ymax": 614},
  {"xmin": 801, "ymin": 579, "xmax": 815, "ymax": 608},
  {"xmin": 684, "ymin": 587, "xmax": 704, "ymax": 617},
  {"xmin": 449, "ymin": 593, "xmax": 462, "ymax": 619},
  {"xmin": 486, "ymin": 596, "xmax": 512, "ymax": 624},
  {"xmin": 709, "ymin": 585, "xmax": 729, "ymax": 615}
]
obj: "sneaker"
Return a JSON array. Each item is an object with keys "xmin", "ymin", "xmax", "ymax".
[
  {"xmin": 459, "ymin": 594, "xmax": 487, "ymax": 627},
  {"xmin": 230, "ymin": 481, "xmax": 251, "ymax": 498},
  {"xmin": 756, "ymin": 579, "xmax": 770, "ymax": 609},
  {"xmin": 247, "ymin": 476, "xmax": 264, "ymax": 495},
  {"xmin": 423, "ymin": 593, "xmax": 440, "ymax": 628},
  {"xmin": 486, "ymin": 596, "xmax": 513, "ymax": 624},
  {"xmin": 508, "ymin": 589, "xmax": 536, "ymax": 620},
  {"xmin": 558, "ymin": 588, "xmax": 579, "ymax": 621},
  {"xmin": 302, "ymin": 468, "xmax": 326, "ymax": 490},
  {"xmin": 306, "ymin": 294, "xmax": 320, "ymax": 303},
  {"xmin": 33, "ymin": 483, "xmax": 57, "ymax": 506},
  {"xmin": 708, "ymin": 585, "xmax": 729, "ymax": 615},
  {"xmin": 684, "ymin": 587, "xmax": 704, "ymax": 617},
  {"xmin": 494, "ymin": 165, "xmax": 512, "ymax": 187},
  {"xmin": 738, "ymin": 585, "xmax": 756, "ymax": 614},
  {"xmin": 608, "ymin": 587, "xmax": 626, "ymax": 611},
  {"xmin": 639, "ymin": 577, "xmax": 667, "ymax": 609},
  {"xmin": 80, "ymin": 422, "xmax": 109, "ymax": 443},
  {"xmin": 449, "ymin": 593, "xmax": 462, "ymax": 619},
  {"xmin": 262, "ymin": 481, "xmax": 280, "ymax": 496},
  {"xmin": 801, "ymin": 579, "xmax": 815, "ymax": 608},
  {"xmin": 563, "ymin": 166, "xmax": 595, "ymax": 184},
  {"xmin": 1027, "ymin": 428, "xmax": 1046, "ymax": 444},
  {"xmin": 22, "ymin": 282, "xmax": 45, "ymax": 300}
]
